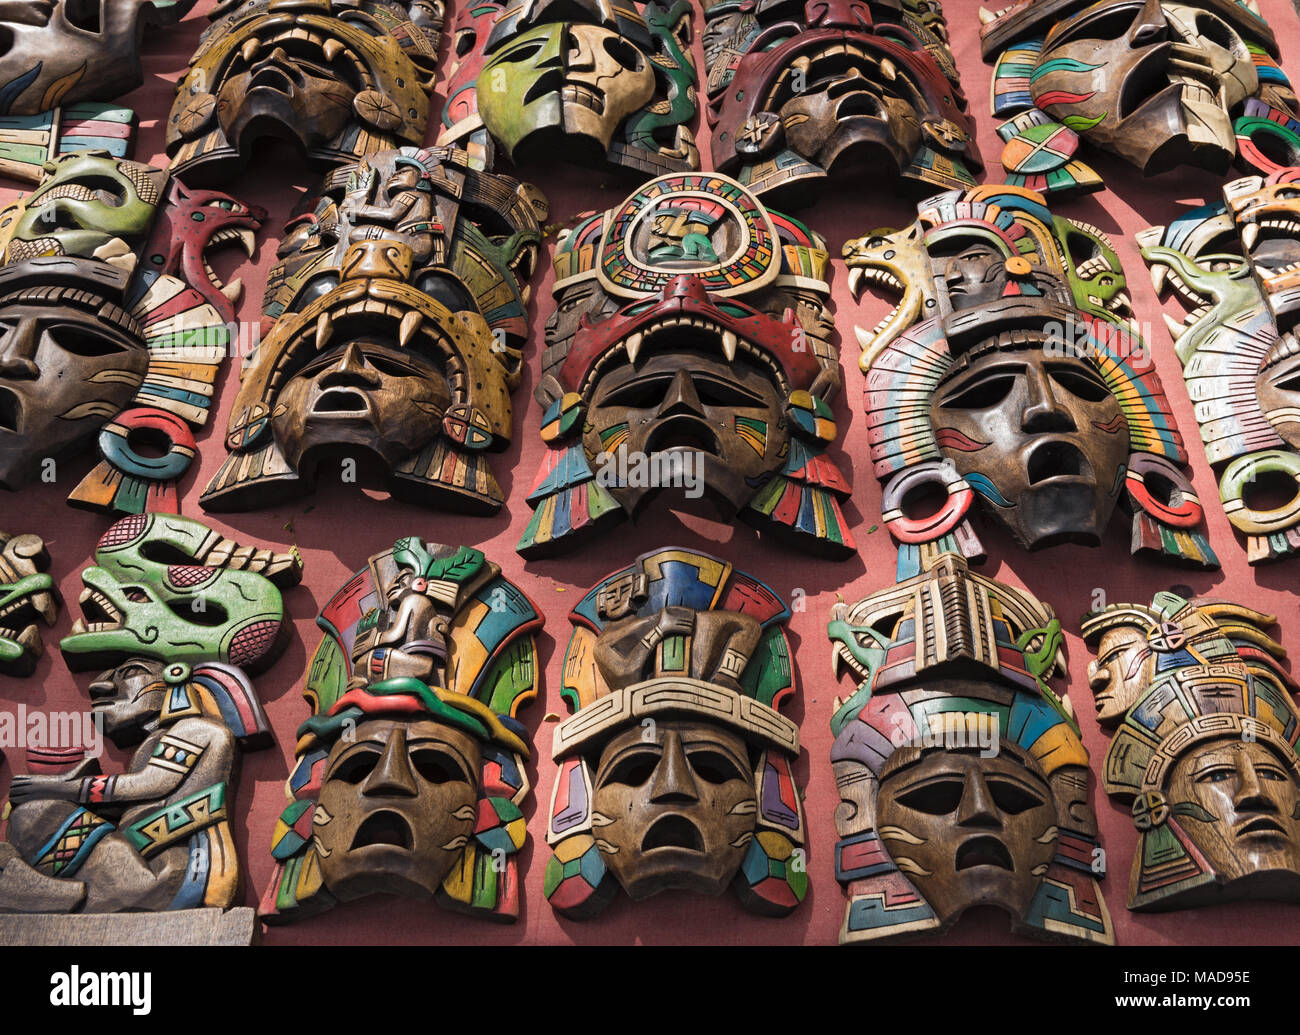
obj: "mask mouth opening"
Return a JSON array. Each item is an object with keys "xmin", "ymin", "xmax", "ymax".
[
  {"xmin": 1236, "ymin": 815, "xmax": 1287, "ymax": 838},
  {"xmin": 1026, "ymin": 441, "xmax": 1092, "ymax": 485},
  {"xmin": 561, "ymin": 82, "xmax": 607, "ymax": 115},
  {"xmin": 351, "ymin": 810, "xmax": 415, "ymax": 850},
  {"xmin": 955, "ymin": 835, "xmax": 1014, "ymax": 871},
  {"xmin": 524, "ymin": 69, "xmax": 564, "ymax": 106},
  {"xmin": 641, "ymin": 815, "xmax": 705, "ymax": 852},
  {"xmin": 1118, "ymin": 43, "xmax": 1174, "ymax": 120},
  {"xmin": 644, "ymin": 416, "xmax": 721, "ymax": 457},
  {"xmin": 0, "ymin": 386, "xmax": 19, "ymax": 432},
  {"xmin": 312, "ymin": 387, "xmax": 372, "ymax": 415}
]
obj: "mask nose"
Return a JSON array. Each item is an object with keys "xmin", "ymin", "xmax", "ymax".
[
  {"xmin": 956, "ymin": 769, "xmax": 1002, "ymax": 830},
  {"xmin": 648, "ymin": 730, "xmax": 700, "ymax": 805},
  {"xmin": 1020, "ymin": 365, "xmax": 1076, "ymax": 433},
  {"xmin": 361, "ymin": 726, "xmax": 419, "ymax": 798},
  {"xmin": 319, "ymin": 342, "xmax": 380, "ymax": 389},
  {"xmin": 0, "ymin": 318, "xmax": 41, "ymax": 381}
]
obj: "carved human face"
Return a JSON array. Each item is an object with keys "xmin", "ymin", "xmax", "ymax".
[
  {"xmin": 942, "ymin": 243, "xmax": 1011, "ymax": 311},
  {"xmin": 876, "ymin": 745, "xmax": 1058, "ymax": 922},
  {"xmin": 314, "ymin": 718, "xmax": 481, "ymax": 901},
  {"xmin": 86, "ymin": 657, "xmax": 167, "ymax": 746},
  {"xmin": 0, "ymin": 301, "xmax": 147, "ymax": 490},
  {"xmin": 272, "ymin": 340, "xmax": 451, "ymax": 472},
  {"xmin": 1031, "ymin": 0, "xmax": 1259, "ymax": 174},
  {"xmin": 584, "ymin": 350, "xmax": 788, "ymax": 513},
  {"xmin": 1087, "ymin": 625, "xmax": 1151, "ymax": 722},
  {"xmin": 591, "ymin": 721, "xmax": 756, "ymax": 900},
  {"xmin": 478, "ymin": 23, "xmax": 655, "ymax": 163},
  {"xmin": 931, "ymin": 348, "xmax": 1129, "ymax": 549},
  {"xmin": 1166, "ymin": 738, "xmax": 1300, "ymax": 881}
]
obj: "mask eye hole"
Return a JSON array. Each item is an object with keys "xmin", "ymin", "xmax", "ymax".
[
  {"xmin": 499, "ymin": 37, "xmax": 547, "ymax": 63},
  {"xmin": 986, "ymin": 778, "xmax": 1045, "ymax": 815},
  {"xmin": 601, "ymin": 35, "xmax": 644, "ymax": 71},
  {"xmin": 1048, "ymin": 365, "xmax": 1111, "ymax": 402},
  {"xmin": 688, "ymin": 750, "xmax": 746, "ymax": 785},
  {"xmin": 166, "ymin": 599, "xmax": 230, "ymax": 627},
  {"xmin": 46, "ymin": 324, "xmax": 131, "ymax": 357},
  {"xmin": 411, "ymin": 748, "xmax": 468, "ymax": 784},
  {"xmin": 605, "ymin": 751, "xmax": 659, "ymax": 787},
  {"xmin": 894, "ymin": 777, "xmax": 964, "ymax": 815},
  {"xmin": 940, "ymin": 373, "xmax": 1016, "ymax": 410},
  {"xmin": 64, "ymin": 0, "xmax": 102, "ymax": 34},
  {"xmin": 331, "ymin": 747, "xmax": 381, "ymax": 785},
  {"xmin": 692, "ymin": 374, "xmax": 765, "ymax": 408}
]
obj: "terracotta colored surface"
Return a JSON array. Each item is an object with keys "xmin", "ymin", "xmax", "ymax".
[{"xmin": 4, "ymin": 0, "xmax": 1300, "ymax": 946}]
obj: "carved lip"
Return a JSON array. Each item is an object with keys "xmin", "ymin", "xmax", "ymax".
[
  {"xmin": 1236, "ymin": 815, "xmax": 1289, "ymax": 839},
  {"xmin": 350, "ymin": 810, "xmax": 414, "ymax": 851},
  {"xmin": 643, "ymin": 415, "xmax": 721, "ymax": 457},
  {"xmin": 954, "ymin": 835, "xmax": 1014, "ymax": 871},
  {"xmin": 1024, "ymin": 439, "xmax": 1093, "ymax": 487},
  {"xmin": 640, "ymin": 814, "xmax": 705, "ymax": 853},
  {"xmin": 310, "ymin": 387, "xmax": 373, "ymax": 417}
]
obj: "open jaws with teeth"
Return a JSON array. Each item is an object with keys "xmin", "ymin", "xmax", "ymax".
[
  {"xmin": 69, "ymin": 585, "xmax": 125, "ymax": 635},
  {"xmin": 561, "ymin": 83, "xmax": 606, "ymax": 114},
  {"xmin": 619, "ymin": 314, "xmax": 747, "ymax": 366},
  {"xmin": 847, "ymin": 262, "xmax": 908, "ymax": 341},
  {"xmin": 204, "ymin": 226, "xmax": 259, "ymax": 303},
  {"xmin": 768, "ymin": 44, "xmax": 903, "ymax": 109},
  {"xmin": 230, "ymin": 26, "xmax": 355, "ymax": 85}
]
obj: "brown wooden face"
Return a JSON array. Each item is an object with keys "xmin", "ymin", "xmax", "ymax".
[
  {"xmin": 1087, "ymin": 625, "xmax": 1151, "ymax": 723},
  {"xmin": 876, "ymin": 745, "xmax": 1058, "ymax": 923},
  {"xmin": 930, "ymin": 347, "xmax": 1129, "ymax": 549},
  {"xmin": 1166, "ymin": 738, "xmax": 1300, "ymax": 881},
  {"xmin": 0, "ymin": 301, "xmax": 148, "ymax": 490},
  {"xmin": 583, "ymin": 350, "xmax": 788, "ymax": 513},
  {"xmin": 1031, "ymin": 0, "xmax": 1258, "ymax": 174},
  {"xmin": 314, "ymin": 718, "xmax": 481, "ymax": 902},
  {"xmin": 1257, "ymin": 343, "xmax": 1300, "ymax": 450},
  {"xmin": 591, "ymin": 720, "xmax": 756, "ymax": 900},
  {"xmin": 270, "ymin": 340, "xmax": 451, "ymax": 472},
  {"xmin": 86, "ymin": 658, "xmax": 168, "ymax": 746}
]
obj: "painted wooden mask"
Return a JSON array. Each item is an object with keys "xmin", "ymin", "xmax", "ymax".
[
  {"xmin": 201, "ymin": 146, "xmax": 545, "ymax": 513},
  {"xmin": 845, "ymin": 184, "xmax": 1216, "ymax": 576},
  {"xmin": 263, "ymin": 539, "xmax": 539, "ymax": 923},
  {"xmin": 0, "ymin": 532, "xmax": 56, "ymax": 677},
  {"xmin": 1083, "ymin": 593, "xmax": 1300, "ymax": 909},
  {"xmin": 981, "ymin": 0, "xmax": 1298, "ymax": 193},
  {"xmin": 1140, "ymin": 167, "xmax": 1300, "ymax": 563},
  {"xmin": 436, "ymin": 0, "xmax": 699, "ymax": 176},
  {"xmin": 0, "ymin": 151, "xmax": 263, "ymax": 512},
  {"xmin": 827, "ymin": 550, "xmax": 1113, "ymax": 944},
  {"xmin": 705, "ymin": 0, "xmax": 981, "ymax": 205},
  {"xmin": 167, "ymin": 0, "xmax": 443, "ymax": 184},
  {"xmin": 0, "ymin": 514, "xmax": 298, "ymax": 917},
  {"xmin": 521, "ymin": 172, "xmax": 853, "ymax": 559},
  {"xmin": 546, "ymin": 547, "xmax": 806, "ymax": 918},
  {"xmin": 0, "ymin": 0, "xmax": 196, "ymax": 142}
]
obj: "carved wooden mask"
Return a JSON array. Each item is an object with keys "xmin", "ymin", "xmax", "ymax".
[
  {"xmin": 1139, "ymin": 167, "xmax": 1300, "ymax": 563},
  {"xmin": 844, "ymin": 184, "xmax": 1216, "ymax": 575},
  {"xmin": 167, "ymin": 0, "xmax": 443, "ymax": 184},
  {"xmin": 827, "ymin": 550, "xmax": 1113, "ymax": 944},
  {"xmin": 521, "ymin": 172, "xmax": 853, "ymax": 559},
  {"xmin": 705, "ymin": 0, "xmax": 981, "ymax": 205},
  {"xmin": 201, "ymin": 146, "xmax": 545, "ymax": 513},
  {"xmin": 262, "ymin": 539, "xmax": 539, "ymax": 923},
  {"xmin": 547, "ymin": 547, "xmax": 806, "ymax": 918},
  {"xmin": 436, "ymin": 0, "xmax": 699, "ymax": 176},
  {"xmin": 1083, "ymin": 593, "xmax": 1300, "ymax": 909},
  {"xmin": 0, "ymin": 514, "xmax": 298, "ymax": 917},
  {"xmin": 982, "ymin": 0, "xmax": 1299, "ymax": 192},
  {"xmin": 0, "ymin": 151, "xmax": 263, "ymax": 512},
  {"xmin": 0, "ymin": 531, "xmax": 56, "ymax": 677},
  {"xmin": 0, "ymin": 0, "xmax": 196, "ymax": 117}
]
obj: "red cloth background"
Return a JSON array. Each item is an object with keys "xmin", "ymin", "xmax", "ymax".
[{"xmin": 4, "ymin": 0, "xmax": 1300, "ymax": 945}]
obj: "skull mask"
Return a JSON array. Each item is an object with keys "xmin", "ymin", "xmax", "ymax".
[
  {"xmin": 0, "ymin": 0, "xmax": 190, "ymax": 117},
  {"xmin": 1030, "ymin": 0, "xmax": 1260, "ymax": 175}
]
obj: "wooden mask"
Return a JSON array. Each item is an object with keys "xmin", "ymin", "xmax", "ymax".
[
  {"xmin": 0, "ymin": 514, "xmax": 300, "ymax": 918},
  {"xmin": 201, "ymin": 146, "xmax": 546, "ymax": 513},
  {"xmin": 981, "ymin": 0, "xmax": 1299, "ymax": 194},
  {"xmin": 845, "ymin": 184, "xmax": 1216, "ymax": 579},
  {"xmin": 1140, "ymin": 167, "xmax": 1300, "ymax": 563},
  {"xmin": 435, "ymin": 0, "xmax": 699, "ymax": 176},
  {"xmin": 705, "ymin": 0, "xmax": 981, "ymax": 206},
  {"xmin": 521, "ymin": 172, "xmax": 853, "ymax": 559},
  {"xmin": 0, "ymin": 0, "xmax": 198, "ymax": 184},
  {"xmin": 0, "ymin": 531, "xmax": 56, "ymax": 677},
  {"xmin": 1082, "ymin": 593, "xmax": 1300, "ymax": 909},
  {"xmin": 0, "ymin": 151, "xmax": 264, "ymax": 513},
  {"xmin": 262, "ymin": 539, "xmax": 540, "ymax": 923},
  {"xmin": 167, "ymin": 0, "xmax": 444, "ymax": 184},
  {"xmin": 546, "ymin": 547, "xmax": 806, "ymax": 918},
  {"xmin": 827, "ymin": 550, "xmax": 1113, "ymax": 944}
]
